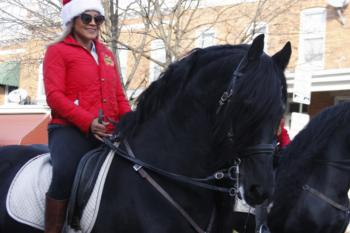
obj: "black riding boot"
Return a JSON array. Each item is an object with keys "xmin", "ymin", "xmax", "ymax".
[{"xmin": 45, "ymin": 194, "xmax": 68, "ymax": 233}]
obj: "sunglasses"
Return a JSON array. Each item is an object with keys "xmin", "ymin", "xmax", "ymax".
[{"xmin": 79, "ymin": 13, "xmax": 105, "ymax": 25}]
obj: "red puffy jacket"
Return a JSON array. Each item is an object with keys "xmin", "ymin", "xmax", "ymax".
[
  {"xmin": 277, "ymin": 120, "xmax": 291, "ymax": 149},
  {"xmin": 43, "ymin": 35, "xmax": 131, "ymax": 134}
]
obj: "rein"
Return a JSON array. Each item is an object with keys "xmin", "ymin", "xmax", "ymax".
[
  {"xmin": 103, "ymin": 136, "xmax": 242, "ymax": 195},
  {"xmin": 302, "ymin": 158, "xmax": 350, "ymax": 213},
  {"xmin": 102, "ymin": 137, "xmax": 275, "ymax": 233},
  {"xmin": 124, "ymin": 139, "xmax": 215, "ymax": 233},
  {"xmin": 103, "ymin": 137, "xmax": 275, "ymax": 195},
  {"xmin": 302, "ymin": 158, "xmax": 350, "ymax": 232},
  {"xmin": 302, "ymin": 185, "xmax": 350, "ymax": 213}
]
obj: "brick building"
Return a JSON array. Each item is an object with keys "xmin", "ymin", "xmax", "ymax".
[{"xmin": 0, "ymin": 0, "xmax": 349, "ymax": 140}]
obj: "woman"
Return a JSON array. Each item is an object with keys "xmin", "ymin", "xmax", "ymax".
[
  {"xmin": 277, "ymin": 117, "xmax": 291, "ymax": 149},
  {"xmin": 43, "ymin": 0, "xmax": 130, "ymax": 232}
]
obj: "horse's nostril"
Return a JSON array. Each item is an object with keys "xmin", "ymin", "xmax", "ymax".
[{"xmin": 250, "ymin": 185, "xmax": 267, "ymax": 199}]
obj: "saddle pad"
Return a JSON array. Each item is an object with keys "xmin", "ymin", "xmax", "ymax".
[
  {"xmin": 6, "ymin": 153, "xmax": 51, "ymax": 230},
  {"xmin": 6, "ymin": 151, "xmax": 115, "ymax": 233}
]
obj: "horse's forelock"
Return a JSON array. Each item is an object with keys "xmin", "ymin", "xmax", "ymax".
[{"xmin": 214, "ymin": 51, "xmax": 285, "ymax": 150}]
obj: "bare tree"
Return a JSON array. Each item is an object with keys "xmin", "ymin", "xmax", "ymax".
[
  {"xmin": 0, "ymin": 0, "xmax": 301, "ymax": 101},
  {"xmin": 0, "ymin": 0, "xmax": 61, "ymax": 44}
]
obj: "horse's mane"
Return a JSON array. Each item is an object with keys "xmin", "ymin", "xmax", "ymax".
[
  {"xmin": 116, "ymin": 47, "xmax": 201, "ymax": 137},
  {"xmin": 116, "ymin": 44, "xmax": 286, "ymax": 150},
  {"xmin": 274, "ymin": 102, "xmax": 350, "ymax": 207}
]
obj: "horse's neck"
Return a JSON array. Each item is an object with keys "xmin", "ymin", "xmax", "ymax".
[
  {"xmin": 307, "ymin": 165, "xmax": 350, "ymax": 199},
  {"xmin": 122, "ymin": 111, "xmax": 219, "ymax": 229},
  {"xmin": 128, "ymin": 110, "xmax": 215, "ymax": 176}
]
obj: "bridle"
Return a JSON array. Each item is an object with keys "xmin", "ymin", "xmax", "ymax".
[
  {"xmin": 102, "ymin": 53, "xmax": 277, "ymax": 233},
  {"xmin": 103, "ymin": 52, "xmax": 276, "ymax": 195},
  {"xmin": 302, "ymin": 158, "xmax": 350, "ymax": 232}
]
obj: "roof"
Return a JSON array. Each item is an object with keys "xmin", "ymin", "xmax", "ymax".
[{"xmin": 0, "ymin": 113, "xmax": 50, "ymax": 146}]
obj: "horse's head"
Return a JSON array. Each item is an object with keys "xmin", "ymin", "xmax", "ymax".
[
  {"xmin": 117, "ymin": 34, "xmax": 291, "ymax": 207},
  {"xmin": 204, "ymin": 35, "xmax": 291, "ymax": 206},
  {"xmin": 274, "ymin": 102, "xmax": 350, "ymax": 199},
  {"xmin": 269, "ymin": 102, "xmax": 350, "ymax": 232}
]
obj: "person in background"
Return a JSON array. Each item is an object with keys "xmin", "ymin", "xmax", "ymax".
[
  {"xmin": 273, "ymin": 117, "xmax": 291, "ymax": 169},
  {"xmin": 277, "ymin": 117, "xmax": 291, "ymax": 149},
  {"xmin": 43, "ymin": 0, "xmax": 131, "ymax": 232}
]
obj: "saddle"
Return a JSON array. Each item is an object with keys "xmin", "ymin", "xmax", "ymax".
[
  {"xmin": 66, "ymin": 145, "xmax": 111, "ymax": 230},
  {"xmin": 6, "ymin": 146, "xmax": 115, "ymax": 233}
]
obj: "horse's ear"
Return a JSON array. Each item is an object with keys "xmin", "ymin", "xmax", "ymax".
[
  {"xmin": 247, "ymin": 34, "xmax": 264, "ymax": 61},
  {"xmin": 272, "ymin": 42, "xmax": 292, "ymax": 71}
]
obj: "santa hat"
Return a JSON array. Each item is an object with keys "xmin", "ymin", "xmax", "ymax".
[{"xmin": 61, "ymin": 0, "xmax": 105, "ymax": 28}]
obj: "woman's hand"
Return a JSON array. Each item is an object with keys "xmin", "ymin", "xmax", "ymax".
[{"xmin": 90, "ymin": 118, "xmax": 111, "ymax": 141}]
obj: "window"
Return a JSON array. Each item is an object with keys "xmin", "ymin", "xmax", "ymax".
[
  {"xmin": 197, "ymin": 28, "xmax": 216, "ymax": 48},
  {"xmin": 0, "ymin": 61, "xmax": 20, "ymax": 87},
  {"xmin": 117, "ymin": 48, "xmax": 128, "ymax": 85},
  {"xmin": 299, "ymin": 8, "xmax": 326, "ymax": 70},
  {"xmin": 284, "ymin": 95, "xmax": 309, "ymax": 131},
  {"xmin": 288, "ymin": 102, "xmax": 309, "ymax": 113},
  {"xmin": 36, "ymin": 63, "xmax": 46, "ymax": 105},
  {"xmin": 149, "ymin": 39, "xmax": 166, "ymax": 83}
]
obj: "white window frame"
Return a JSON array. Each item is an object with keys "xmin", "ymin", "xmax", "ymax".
[
  {"xmin": 36, "ymin": 63, "xmax": 46, "ymax": 105},
  {"xmin": 298, "ymin": 8, "xmax": 326, "ymax": 71},
  {"xmin": 149, "ymin": 39, "xmax": 166, "ymax": 83},
  {"xmin": 196, "ymin": 28, "xmax": 216, "ymax": 48},
  {"xmin": 117, "ymin": 48, "xmax": 128, "ymax": 85},
  {"xmin": 284, "ymin": 96, "xmax": 309, "ymax": 132}
]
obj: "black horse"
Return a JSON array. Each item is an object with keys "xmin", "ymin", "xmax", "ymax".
[
  {"xmin": 268, "ymin": 102, "xmax": 350, "ymax": 233},
  {"xmin": 231, "ymin": 102, "xmax": 350, "ymax": 233},
  {"xmin": 0, "ymin": 34, "xmax": 291, "ymax": 233}
]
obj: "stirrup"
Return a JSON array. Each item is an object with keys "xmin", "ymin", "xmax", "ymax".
[{"xmin": 258, "ymin": 224, "xmax": 271, "ymax": 233}]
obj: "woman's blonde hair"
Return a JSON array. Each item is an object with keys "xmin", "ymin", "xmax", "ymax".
[{"xmin": 47, "ymin": 22, "xmax": 73, "ymax": 46}]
